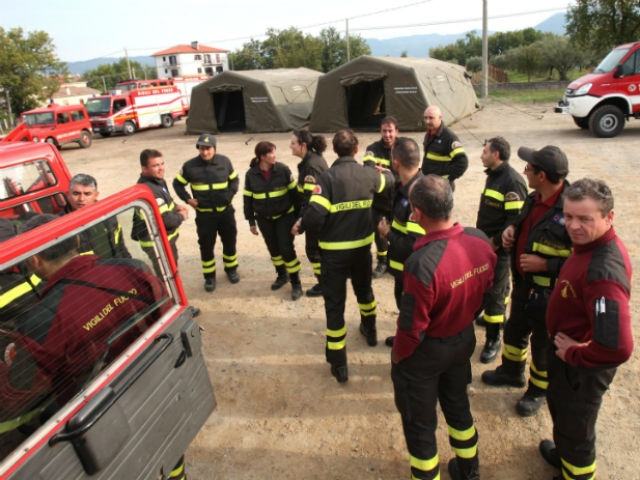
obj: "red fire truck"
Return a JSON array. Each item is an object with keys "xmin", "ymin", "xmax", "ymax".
[
  {"xmin": 116, "ymin": 76, "xmax": 207, "ymax": 113},
  {"xmin": 85, "ymin": 85, "xmax": 186, "ymax": 137},
  {"xmin": 0, "ymin": 143, "xmax": 215, "ymax": 479},
  {"xmin": 556, "ymin": 41, "xmax": 640, "ymax": 137}
]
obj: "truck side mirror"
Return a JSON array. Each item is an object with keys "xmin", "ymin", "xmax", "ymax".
[{"xmin": 613, "ymin": 65, "xmax": 623, "ymax": 78}]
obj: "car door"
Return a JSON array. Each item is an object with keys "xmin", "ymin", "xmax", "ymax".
[{"xmin": 0, "ymin": 185, "xmax": 215, "ymax": 480}]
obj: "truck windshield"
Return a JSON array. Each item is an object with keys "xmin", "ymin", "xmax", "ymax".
[
  {"xmin": 23, "ymin": 113, "xmax": 55, "ymax": 126},
  {"xmin": 594, "ymin": 47, "xmax": 631, "ymax": 73},
  {"xmin": 85, "ymin": 98, "xmax": 111, "ymax": 117}
]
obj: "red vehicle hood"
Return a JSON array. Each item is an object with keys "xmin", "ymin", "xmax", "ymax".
[{"xmin": 568, "ymin": 72, "xmax": 610, "ymax": 89}]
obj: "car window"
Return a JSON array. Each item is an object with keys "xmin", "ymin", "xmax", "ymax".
[
  {"xmin": 0, "ymin": 160, "xmax": 58, "ymax": 201},
  {"xmin": 0, "ymin": 206, "xmax": 176, "ymax": 460},
  {"xmin": 56, "ymin": 113, "xmax": 69, "ymax": 124},
  {"xmin": 70, "ymin": 110, "xmax": 84, "ymax": 122}
]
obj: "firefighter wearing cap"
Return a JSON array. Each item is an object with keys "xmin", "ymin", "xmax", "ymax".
[
  {"xmin": 363, "ymin": 116, "xmax": 399, "ymax": 278},
  {"xmin": 540, "ymin": 178, "xmax": 632, "ymax": 480},
  {"xmin": 300, "ymin": 129, "xmax": 393, "ymax": 383},
  {"xmin": 475, "ymin": 137, "xmax": 527, "ymax": 363},
  {"xmin": 173, "ymin": 133, "xmax": 240, "ymax": 292},
  {"xmin": 482, "ymin": 145, "xmax": 572, "ymax": 418},
  {"xmin": 391, "ymin": 175, "xmax": 495, "ymax": 480},
  {"xmin": 421, "ymin": 105, "xmax": 468, "ymax": 190}
]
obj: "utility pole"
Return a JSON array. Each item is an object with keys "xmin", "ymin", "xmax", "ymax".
[
  {"xmin": 5, "ymin": 89, "xmax": 13, "ymax": 127},
  {"xmin": 101, "ymin": 76, "xmax": 107, "ymax": 93},
  {"xmin": 346, "ymin": 18, "xmax": 351, "ymax": 62},
  {"xmin": 482, "ymin": 0, "xmax": 489, "ymax": 98},
  {"xmin": 124, "ymin": 48, "xmax": 133, "ymax": 79}
]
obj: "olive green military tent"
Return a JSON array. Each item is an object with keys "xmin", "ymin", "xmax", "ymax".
[
  {"xmin": 186, "ymin": 68, "xmax": 321, "ymax": 133},
  {"xmin": 309, "ymin": 56, "xmax": 478, "ymax": 132}
]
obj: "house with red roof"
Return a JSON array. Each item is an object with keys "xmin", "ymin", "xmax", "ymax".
[{"xmin": 151, "ymin": 41, "xmax": 229, "ymax": 79}]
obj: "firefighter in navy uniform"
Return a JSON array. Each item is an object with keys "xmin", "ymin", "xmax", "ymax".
[
  {"xmin": 482, "ymin": 145, "xmax": 572, "ymax": 418},
  {"xmin": 421, "ymin": 105, "xmax": 468, "ymax": 190},
  {"xmin": 540, "ymin": 179, "xmax": 633, "ymax": 480},
  {"xmin": 391, "ymin": 175, "xmax": 496, "ymax": 480},
  {"xmin": 173, "ymin": 133, "xmax": 240, "ymax": 292},
  {"xmin": 290, "ymin": 130, "xmax": 329, "ymax": 297},
  {"xmin": 244, "ymin": 141, "xmax": 303, "ymax": 301},
  {"xmin": 363, "ymin": 116, "xmax": 399, "ymax": 278},
  {"xmin": 299, "ymin": 129, "xmax": 393, "ymax": 383},
  {"xmin": 376, "ymin": 138, "xmax": 424, "ymax": 348},
  {"xmin": 475, "ymin": 137, "xmax": 527, "ymax": 363},
  {"xmin": 65, "ymin": 174, "xmax": 131, "ymax": 259}
]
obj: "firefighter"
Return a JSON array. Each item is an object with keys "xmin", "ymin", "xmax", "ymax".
[
  {"xmin": 421, "ymin": 105, "xmax": 468, "ymax": 190},
  {"xmin": 244, "ymin": 141, "xmax": 302, "ymax": 301},
  {"xmin": 540, "ymin": 179, "xmax": 632, "ymax": 480},
  {"xmin": 363, "ymin": 116, "xmax": 399, "ymax": 278},
  {"xmin": 173, "ymin": 133, "xmax": 240, "ymax": 292},
  {"xmin": 391, "ymin": 175, "xmax": 496, "ymax": 480},
  {"xmin": 299, "ymin": 129, "xmax": 393, "ymax": 383},
  {"xmin": 482, "ymin": 145, "xmax": 572, "ymax": 417},
  {"xmin": 475, "ymin": 137, "xmax": 527, "ymax": 363},
  {"xmin": 132, "ymin": 149, "xmax": 200, "ymax": 319},
  {"xmin": 65, "ymin": 174, "xmax": 131, "ymax": 259},
  {"xmin": 290, "ymin": 130, "xmax": 329, "ymax": 297},
  {"xmin": 376, "ymin": 137, "xmax": 424, "ymax": 347}
]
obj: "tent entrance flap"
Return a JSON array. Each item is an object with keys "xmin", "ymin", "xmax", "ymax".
[
  {"xmin": 212, "ymin": 90, "xmax": 246, "ymax": 132},
  {"xmin": 344, "ymin": 79, "xmax": 385, "ymax": 130}
]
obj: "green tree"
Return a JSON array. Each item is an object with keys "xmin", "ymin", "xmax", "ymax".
[
  {"xmin": 536, "ymin": 35, "xmax": 583, "ymax": 80},
  {"xmin": 261, "ymin": 27, "xmax": 323, "ymax": 70},
  {"xmin": 229, "ymin": 39, "xmax": 265, "ymax": 70},
  {"xmin": 506, "ymin": 44, "xmax": 543, "ymax": 82},
  {"xmin": 319, "ymin": 27, "xmax": 370, "ymax": 72},
  {"xmin": 566, "ymin": 1, "xmax": 640, "ymax": 56},
  {"xmin": 430, "ymin": 31, "xmax": 482, "ymax": 65},
  {"xmin": 465, "ymin": 56, "xmax": 482, "ymax": 73},
  {"xmin": 488, "ymin": 28, "xmax": 545, "ymax": 56},
  {"xmin": 0, "ymin": 27, "xmax": 67, "ymax": 115},
  {"xmin": 83, "ymin": 59, "xmax": 156, "ymax": 92}
]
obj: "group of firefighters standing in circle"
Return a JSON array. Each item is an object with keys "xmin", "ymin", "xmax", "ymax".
[{"xmin": 51, "ymin": 103, "xmax": 631, "ymax": 480}]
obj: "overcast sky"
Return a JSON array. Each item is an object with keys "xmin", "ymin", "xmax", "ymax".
[{"xmin": 3, "ymin": 0, "xmax": 573, "ymax": 61}]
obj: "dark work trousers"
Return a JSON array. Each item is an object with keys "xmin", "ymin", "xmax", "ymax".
[
  {"xmin": 501, "ymin": 279, "xmax": 551, "ymax": 392},
  {"xmin": 547, "ymin": 351, "xmax": 616, "ymax": 480},
  {"xmin": 305, "ymin": 231, "xmax": 322, "ymax": 279},
  {"xmin": 392, "ymin": 324, "xmax": 478, "ymax": 480},
  {"xmin": 195, "ymin": 208, "xmax": 238, "ymax": 279},
  {"xmin": 256, "ymin": 212, "xmax": 301, "ymax": 275},
  {"xmin": 482, "ymin": 249, "xmax": 511, "ymax": 340},
  {"xmin": 321, "ymin": 246, "xmax": 376, "ymax": 368},
  {"xmin": 143, "ymin": 238, "xmax": 179, "ymax": 278},
  {"xmin": 372, "ymin": 209, "xmax": 389, "ymax": 261},
  {"xmin": 393, "ymin": 271, "xmax": 403, "ymax": 310}
]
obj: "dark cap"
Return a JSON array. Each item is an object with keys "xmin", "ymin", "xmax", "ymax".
[
  {"xmin": 196, "ymin": 133, "xmax": 217, "ymax": 148},
  {"xmin": 517, "ymin": 145, "xmax": 569, "ymax": 177}
]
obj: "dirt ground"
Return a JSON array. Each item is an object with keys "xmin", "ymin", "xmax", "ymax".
[{"xmin": 61, "ymin": 100, "xmax": 640, "ymax": 480}]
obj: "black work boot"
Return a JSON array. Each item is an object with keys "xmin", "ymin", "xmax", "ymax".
[
  {"xmin": 516, "ymin": 385, "xmax": 546, "ymax": 417},
  {"xmin": 480, "ymin": 324, "xmax": 501, "ymax": 364},
  {"xmin": 539, "ymin": 440, "xmax": 561, "ymax": 469},
  {"xmin": 448, "ymin": 457, "xmax": 480, "ymax": 480},
  {"xmin": 204, "ymin": 277, "xmax": 216, "ymax": 292},
  {"xmin": 306, "ymin": 283, "xmax": 322, "ymax": 297},
  {"xmin": 271, "ymin": 266, "xmax": 289, "ymax": 291},
  {"xmin": 372, "ymin": 257, "xmax": 388, "ymax": 279},
  {"xmin": 385, "ymin": 336, "xmax": 394, "ymax": 347},
  {"xmin": 330, "ymin": 364, "xmax": 349, "ymax": 383},
  {"xmin": 290, "ymin": 272, "xmax": 303, "ymax": 301},
  {"xmin": 481, "ymin": 361, "xmax": 526, "ymax": 388},
  {"xmin": 226, "ymin": 268, "xmax": 240, "ymax": 284},
  {"xmin": 359, "ymin": 318, "xmax": 377, "ymax": 346}
]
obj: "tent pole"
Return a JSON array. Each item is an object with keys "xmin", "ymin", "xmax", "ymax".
[{"xmin": 482, "ymin": 0, "xmax": 489, "ymax": 98}]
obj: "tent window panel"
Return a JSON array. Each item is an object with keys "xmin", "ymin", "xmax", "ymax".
[
  {"xmin": 212, "ymin": 91, "xmax": 246, "ymax": 132},
  {"xmin": 345, "ymin": 80, "xmax": 385, "ymax": 130}
]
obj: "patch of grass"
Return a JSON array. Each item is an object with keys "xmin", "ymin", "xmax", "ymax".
[
  {"xmin": 503, "ymin": 68, "xmax": 588, "ymax": 83},
  {"xmin": 488, "ymin": 87, "xmax": 565, "ymax": 104}
]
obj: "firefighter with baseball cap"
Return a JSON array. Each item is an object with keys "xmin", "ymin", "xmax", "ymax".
[
  {"xmin": 173, "ymin": 133, "xmax": 240, "ymax": 292},
  {"xmin": 299, "ymin": 129, "xmax": 393, "ymax": 383},
  {"xmin": 541, "ymin": 178, "xmax": 632, "ymax": 480},
  {"xmin": 391, "ymin": 175, "xmax": 496, "ymax": 480},
  {"xmin": 482, "ymin": 145, "xmax": 572, "ymax": 417}
]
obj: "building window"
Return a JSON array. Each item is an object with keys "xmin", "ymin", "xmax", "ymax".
[
  {"xmin": 215, "ymin": 54, "xmax": 220, "ymax": 63},
  {"xmin": 169, "ymin": 55, "xmax": 177, "ymax": 66},
  {"xmin": 194, "ymin": 54, "xmax": 202, "ymax": 61},
  {"xmin": 204, "ymin": 54, "xmax": 211, "ymax": 64},
  {"xmin": 171, "ymin": 69, "xmax": 179, "ymax": 77},
  {"xmin": 162, "ymin": 56, "xmax": 166, "ymax": 62},
  {"xmin": 165, "ymin": 68, "xmax": 168, "ymax": 74},
  {"xmin": 197, "ymin": 68, "xmax": 202, "ymax": 73},
  {"xmin": 205, "ymin": 67, "xmax": 214, "ymax": 76}
]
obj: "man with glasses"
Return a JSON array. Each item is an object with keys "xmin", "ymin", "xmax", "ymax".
[{"xmin": 482, "ymin": 145, "xmax": 572, "ymax": 418}]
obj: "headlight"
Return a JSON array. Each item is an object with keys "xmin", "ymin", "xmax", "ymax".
[
  {"xmin": 573, "ymin": 83, "xmax": 592, "ymax": 96},
  {"xmin": 32, "ymin": 136, "xmax": 40, "ymax": 143}
]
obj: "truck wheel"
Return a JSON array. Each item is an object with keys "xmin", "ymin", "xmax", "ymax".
[
  {"xmin": 46, "ymin": 137, "xmax": 61, "ymax": 150},
  {"xmin": 161, "ymin": 115, "xmax": 174, "ymax": 128},
  {"xmin": 78, "ymin": 130, "xmax": 92, "ymax": 148},
  {"xmin": 572, "ymin": 116, "xmax": 589, "ymax": 129},
  {"xmin": 123, "ymin": 121, "xmax": 136, "ymax": 136},
  {"xmin": 589, "ymin": 105, "xmax": 625, "ymax": 138}
]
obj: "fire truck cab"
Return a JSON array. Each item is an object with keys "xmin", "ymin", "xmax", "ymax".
[
  {"xmin": 0, "ymin": 144, "xmax": 215, "ymax": 479},
  {"xmin": 556, "ymin": 41, "xmax": 640, "ymax": 137},
  {"xmin": 86, "ymin": 86, "xmax": 186, "ymax": 137}
]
